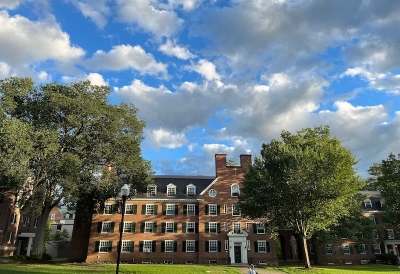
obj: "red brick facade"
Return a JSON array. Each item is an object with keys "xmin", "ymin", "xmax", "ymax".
[{"xmin": 76, "ymin": 154, "xmax": 278, "ymax": 265}]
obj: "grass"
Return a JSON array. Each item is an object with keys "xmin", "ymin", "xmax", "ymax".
[
  {"xmin": 268, "ymin": 263, "xmax": 400, "ymax": 273},
  {"xmin": 0, "ymin": 260, "xmax": 242, "ymax": 274}
]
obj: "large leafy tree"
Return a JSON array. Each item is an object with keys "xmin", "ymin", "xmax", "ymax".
[
  {"xmin": 238, "ymin": 126, "xmax": 363, "ymax": 268},
  {"xmin": 0, "ymin": 77, "xmax": 153, "ymax": 259},
  {"xmin": 371, "ymin": 153, "xmax": 400, "ymax": 224}
]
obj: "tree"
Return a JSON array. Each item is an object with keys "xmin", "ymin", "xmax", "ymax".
[
  {"xmin": 0, "ymin": 77, "xmax": 153, "ymax": 259},
  {"xmin": 238, "ymin": 126, "xmax": 363, "ymax": 268},
  {"xmin": 373, "ymin": 153, "xmax": 400, "ymax": 224},
  {"xmin": 50, "ymin": 228, "xmax": 70, "ymax": 258}
]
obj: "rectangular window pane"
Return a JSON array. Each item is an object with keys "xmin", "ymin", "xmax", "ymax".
[
  {"xmin": 121, "ymin": 240, "xmax": 131, "ymax": 252},
  {"xmin": 104, "ymin": 205, "xmax": 113, "ymax": 214},
  {"xmin": 145, "ymin": 222, "xmax": 153, "ymax": 233},
  {"xmin": 166, "ymin": 204, "xmax": 175, "ymax": 215},
  {"xmin": 166, "ymin": 222, "xmax": 174, "ymax": 233},
  {"xmin": 146, "ymin": 205, "xmax": 154, "ymax": 215},
  {"xmin": 125, "ymin": 204, "xmax": 134, "ymax": 214},
  {"xmin": 342, "ymin": 244, "xmax": 350, "ymax": 254},
  {"xmin": 186, "ymin": 240, "xmax": 195, "ymax": 252},
  {"xmin": 209, "ymin": 240, "xmax": 217, "ymax": 252},
  {"xmin": 209, "ymin": 222, "xmax": 217, "ymax": 233},
  {"xmin": 209, "ymin": 204, "xmax": 217, "ymax": 216},
  {"xmin": 257, "ymin": 223, "xmax": 265, "ymax": 234},
  {"xmin": 165, "ymin": 240, "xmax": 174, "ymax": 252},
  {"xmin": 99, "ymin": 241, "xmax": 110, "ymax": 252},
  {"xmin": 102, "ymin": 222, "xmax": 112, "ymax": 233},
  {"xmin": 124, "ymin": 222, "xmax": 132, "ymax": 233},
  {"xmin": 143, "ymin": 240, "xmax": 152, "ymax": 252},
  {"xmin": 258, "ymin": 241, "xmax": 266, "ymax": 253},
  {"xmin": 232, "ymin": 205, "xmax": 241, "ymax": 216},
  {"xmin": 325, "ymin": 244, "xmax": 333, "ymax": 254},
  {"xmin": 187, "ymin": 222, "xmax": 195, "ymax": 233},
  {"xmin": 187, "ymin": 204, "xmax": 195, "ymax": 215}
]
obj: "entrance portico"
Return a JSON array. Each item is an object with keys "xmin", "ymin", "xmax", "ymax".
[
  {"xmin": 18, "ymin": 233, "xmax": 35, "ymax": 256},
  {"xmin": 227, "ymin": 230, "xmax": 249, "ymax": 264}
]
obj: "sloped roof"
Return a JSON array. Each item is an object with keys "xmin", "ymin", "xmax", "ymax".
[{"xmin": 133, "ymin": 175, "xmax": 216, "ymax": 199}]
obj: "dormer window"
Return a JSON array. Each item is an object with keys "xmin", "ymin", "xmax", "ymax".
[
  {"xmin": 147, "ymin": 185, "xmax": 157, "ymax": 197},
  {"xmin": 364, "ymin": 199, "xmax": 372, "ymax": 208},
  {"xmin": 186, "ymin": 184, "xmax": 196, "ymax": 197},
  {"xmin": 167, "ymin": 184, "xmax": 176, "ymax": 197},
  {"xmin": 231, "ymin": 184, "xmax": 240, "ymax": 197}
]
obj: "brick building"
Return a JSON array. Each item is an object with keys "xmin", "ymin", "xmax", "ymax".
[
  {"xmin": 71, "ymin": 154, "xmax": 278, "ymax": 265},
  {"xmin": 304, "ymin": 191, "xmax": 393, "ymax": 265},
  {"xmin": 0, "ymin": 189, "xmax": 74, "ymax": 257}
]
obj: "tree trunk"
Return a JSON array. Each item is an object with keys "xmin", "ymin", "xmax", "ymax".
[
  {"xmin": 30, "ymin": 205, "xmax": 51, "ymax": 260},
  {"xmin": 301, "ymin": 236, "xmax": 311, "ymax": 268}
]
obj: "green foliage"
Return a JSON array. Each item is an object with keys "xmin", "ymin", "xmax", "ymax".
[
  {"xmin": 239, "ymin": 126, "xmax": 363, "ymax": 268},
  {"xmin": 0, "ymin": 77, "xmax": 153, "ymax": 258},
  {"xmin": 41, "ymin": 253, "xmax": 52, "ymax": 261},
  {"xmin": 50, "ymin": 228, "xmax": 70, "ymax": 257},
  {"xmin": 317, "ymin": 196, "xmax": 379, "ymax": 244},
  {"xmin": 372, "ymin": 153, "xmax": 400, "ymax": 225}
]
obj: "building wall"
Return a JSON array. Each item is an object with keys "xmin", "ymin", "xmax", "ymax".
[
  {"xmin": 0, "ymin": 191, "xmax": 19, "ymax": 256},
  {"xmin": 81, "ymin": 154, "xmax": 278, "ymax": 265}
]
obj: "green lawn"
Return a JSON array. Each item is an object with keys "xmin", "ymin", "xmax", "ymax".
[
  {"xmin": 0, "ymin": 261, "xmax": 241, "ymax": 274},
  {"xmin": 269, "ymin": 263, "xmax": 400, "ymax": 273}
]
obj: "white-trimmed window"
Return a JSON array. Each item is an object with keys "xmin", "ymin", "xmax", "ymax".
[
  {"xmin": 342, "ymin": 244, "xmax": 350, "ymax": 254},
  {"xmin": 373, "ymin": 244, "xmax": 381, "ymax": 254},
  {"xmin": 121, "ymin": 240, "xmax": 133, "ymax": 252},
  {"xmin": 145, "ymin": 222, "xmax": 154, "ymax": 233},
  {"xmin": 187, "ymin": 222, "xmax": 195, "ymax": 233},
  {"xmin": 186, "ymin": 184, "xmax": 196, "ymax": 196},
  {"xmin": 186, "ymin": 240, "xmax": 195, "ymax": 252},
  {"xmin": 209, "ymin": 204, "xmax": 217, "ymax": 216},
  {"xmin": 164, "ymin": 240, "xmax": 174, "ymax": 252},
  {"xmin": 231, "ymin": 184, "xmax": 240, "ymax": 197},
  {"xmin": 364, "ymin": 199, "xmax": 372, "ymax": 208},
  {"xmin": 167, "ymin": 184, "xmax": 176, "ymax": 197},
  {"xmin": 209, "ymin": 240, "xmax": 218, "ymax": 252},
  {"xmin": 232, "ymin": 204, "xmax": 241, "ymax": 216},
  {"xmin": 125, "ymin": 204, "xmax": 136, "ymax": 214},
  {"xmin": 257, "ymin": 240, "xmax": 267, "ymax": 253},
  {"xmin": 101, "ymin": 221, "xmax": 113, "ymax": 233},
  {"xmin": 225, "ymin": 240, "xmax": 229, "ymax": 250},
  {"xmin": 99, "ymin": 240, "xmax": 111, "ymax": 252},
  {"xmin": 123, "ymin": 222, "xmax": 134, "ymax": 233},
  {"xmin": 325, "ymin": 244, "xmax": 333, "ymax": 255},
  {"xmin": 143, "ymin": 240, "xmax": 153, "ymax": 252},
  {"xmin": 187, "ymin": 204, "xmax": 195, "ymax": 215},
  {"xmin": 146, "ymin": 204, "xmax": 155, "ymax": 215},
  {"xmin": 358, "ymin": 244, "xmax": 367, "ymax": 254},
  {"xmin": 51, "ymin": 214, "xmax": 56, "ymax": 220},
  {"xmin": 257, "ymin": 223, "xmax": 265, "ymax": 234},
  {"xmin": 209, "ymin": 222, "xmax": 217, "ymax": 233},
  {"xmin": 34, "ymin": 218, "xmax": 38, "ymax": 228},
  {"xmin": 6, "ymin": 232, "xmax": 13, "ymax": 243},
  {"xmin": 387, "ymin": 229, "xmax": 395, "ymax": 239},
  {"xmin": 246, "ymin": 240, "xmax": 251, "ymax": 250},
  {"xmin": 233, "ymin": 222, "xmax": 241, "ymax": 233},
  {"xmin": 147, "ymin": 185, "xmax": 156, "ymax": 197},
  {"xmin": 10, "ymin": 213, "xmax": 17, "ymax": 224},
  {"xmin": 104, "ymin": 204, "xmax": 114, "ymax": 214},
  {"xmin": 166, "ymin": 222, "xmax": 174, "ymax": 233},
  {"xmin": 166, "ymin": 204, "xmax": 175, "ymax": 215}
]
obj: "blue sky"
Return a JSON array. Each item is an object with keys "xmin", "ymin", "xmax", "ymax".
[{"xmin": 1, "ymin": 0, "xmax": 400, "ymax": 178}]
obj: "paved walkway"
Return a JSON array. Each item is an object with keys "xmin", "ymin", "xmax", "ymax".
[{"xmin": 238, "ymin": 266, "xmax": 284, "ymax": 274}]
